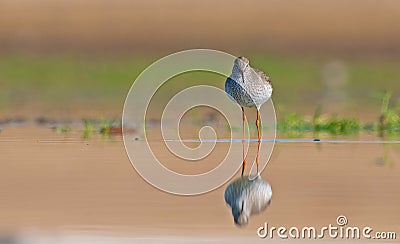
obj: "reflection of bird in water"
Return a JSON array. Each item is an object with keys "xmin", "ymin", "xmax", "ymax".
[
  {"xmin": 225, "ymin": 57, "xmax": 273, "ymax": 175},
  {"xmin": 225, "ymin": 175, "xmax": 272, "ymax": 226}
]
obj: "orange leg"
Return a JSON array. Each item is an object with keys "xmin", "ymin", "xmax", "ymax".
[
  {"xmin": 256, "ymin": 109, "xmax": 261, "ymax": 174},
  {"xmin": 241, "ymin": 107, "xmax": 247, "ymax": 176}
]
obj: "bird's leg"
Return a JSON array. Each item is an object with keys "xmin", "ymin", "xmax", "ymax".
[
  {"xmin": 256, "ymin": 109, "xmax": 261, "ymax": 174},
  {"xmin": 241, "ymin": 107, "xmax": 247, "ymax": 176}
]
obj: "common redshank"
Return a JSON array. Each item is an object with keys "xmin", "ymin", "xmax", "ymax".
[
  {"xmin": 224, "ymin": 175, "xmax": 272, "ymax": 226},
  {"xmin": 225, "ymin": 57, "xmax": 273, "ymax": 176}
]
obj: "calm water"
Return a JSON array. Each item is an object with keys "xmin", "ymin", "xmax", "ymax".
[{"xmin": 0, "ymin": 127, "xmax": 399, "ymax": 243}]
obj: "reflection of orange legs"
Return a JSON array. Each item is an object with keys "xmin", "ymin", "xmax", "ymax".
[
  {"xmin": 241, "ymin": 107, "xmax": 247, "ymax": 176},
  {"xmin": 256, "ymin": 109, "xmax": 261, "ymax": 174}
]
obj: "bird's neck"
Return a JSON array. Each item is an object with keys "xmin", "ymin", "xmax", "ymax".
[{"xmin": 230, "ymin": 66, "xmax": 245, "ymax": 83}]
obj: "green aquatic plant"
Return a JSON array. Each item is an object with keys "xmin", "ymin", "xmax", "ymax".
[
  {"xmin": 277, "ymin": 113, "xmax": 310, "ymax": 137},
  {"xmin": 377, "ymin": 91, "xmax": 400, "ymax": 136},
  {"xmin": 277, "ymin": 112, "xmax": 361, "ymax": 137},
  {"xmin": 99, "ymin": 119, "xmax": 118, "ymax": 138},
  {"xmin": 83, "ymin": 119, "xmax": 94, "ymax": 139},
  {"xmin": 82, "ymin": 118, "xmax": 121, "ymax": 139},
  {"xmin": 276, "ymin": 95, "xmax": 400, "ymax": 138},
  {"xmin": 312, "ymin": 105, "xmax": 323, "ymax": 132},
  {"xmin": 53, "ymin": 125, "xmax": 71, "ymax": 133},
  {"xmin": 324, "ymin": 116, "xmax": 361, "ymax": 135},
  {"xmin": 363, "ymin": 123, "xmax": 375, "ymax": 132}
]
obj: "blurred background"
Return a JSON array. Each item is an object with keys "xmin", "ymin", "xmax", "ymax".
[
  {"xmin": 0, "ymin": 1, "xmax": 400, "ymax": 243},
  {"xmin": 1, "ymin": 0, "xmax": 400, "ymax": 120}
]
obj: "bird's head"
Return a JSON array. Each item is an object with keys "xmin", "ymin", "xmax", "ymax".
[
  {"xmin": 234, "ymin": 56, "xmax": 250, "ymax": 72},
  {"xmin": 232, "ymin": 198, "xmax": 249, "ymax": 226}
]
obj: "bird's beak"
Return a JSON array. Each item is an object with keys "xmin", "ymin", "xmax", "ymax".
[{"xmin": 241, "ymin": 64, "xmax": 248, "ymax": 72}]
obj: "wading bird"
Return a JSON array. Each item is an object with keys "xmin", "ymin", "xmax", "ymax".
[
  {"xmin": 225, "ymin": 57, "xmax": 273, "ymax": 176},
  {"xmin": 224, "ymin": 175, "xmax": 272, "ymax": 226}
]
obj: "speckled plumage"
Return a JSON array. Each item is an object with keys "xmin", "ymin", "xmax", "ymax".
[
  {"xmin": 225, "ymin": 57, "xmax": 272, "ymax": 110},
  {"xmin": 225, "ymin": 57, "xmax": 273, "ymax": 177},
  {"xmin": 224, "ymin": 175, "xmax": 272, "ymax": 226}
]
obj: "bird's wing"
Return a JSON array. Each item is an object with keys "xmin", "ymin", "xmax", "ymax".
[{"xmin": 252, "ymin": 68, "xmax": 271, "ymax": 85}]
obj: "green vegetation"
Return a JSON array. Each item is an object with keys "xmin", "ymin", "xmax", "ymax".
[
  {"xmin": 277, "ymin": 112, "xmax": 362, "ymax": 137},
  {"xmin": 1, "ymin": 54, "xmax": 399, "ymax": 138},
  {"xmin": 377, "ymin": 91, "xmax": 400, "ymax": 136},
  {"xmin": 83, "ymin": 119, "xmax": 94, "ymax": 139},
  {"xmin": 0, "ymin": 54, "xmax": 399, "ymax": 114},
  {"xmin": 99, "ymin": 119, "xmax": 120, "ymax": 138},
  {"xmin": 277, "ymin": 92, "xmax": 400, "ymax": 137},
  {"xmin": 0, "ymin": 54, "xmax": 153, "ymax": 111},
  {"xmin": 52, "ymin": 125, "xmax": 71, "ymax": 133},
  {"xmin": 82, "ymin": 118, "xmax": 121, "ymax": 139}
]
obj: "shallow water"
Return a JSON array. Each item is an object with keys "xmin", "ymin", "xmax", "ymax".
[{"xmin": 0, "ymin": 127, "xmax": 399, "ymax": 242}]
